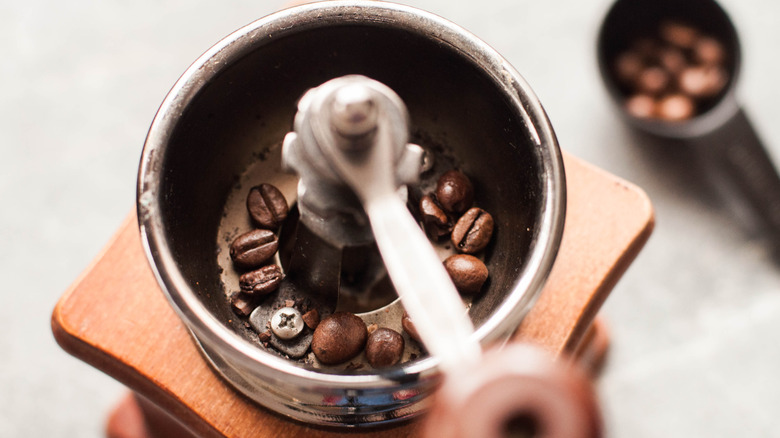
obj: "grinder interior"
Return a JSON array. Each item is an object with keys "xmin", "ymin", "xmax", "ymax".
[{"xmin": 154, "ymin": 20, "xmax": 546, "ymax": 368}]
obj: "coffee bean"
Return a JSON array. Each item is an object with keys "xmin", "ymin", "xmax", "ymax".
[
  {"xmin": 230, "ymin": 292, "xmax": 257, "ymax": 316},
  {"xmin": 435, "ymin": 170, "xmax": 474, "ymax": 214},
  {"xmin": 624, "ymin": 94, "xmax": 657, "ymax": 119},
  {"xmin": 452, "ymin": 207, "xmax": 494, "ymax": 254},
  {"xmin": 401, "ymin": 312, "xmax": 421, "ymax": 344},
  {"xmin": 420, "ymin": 194, "xmax": 451, "ymax": 239},
  {"xmin": 246, "ymin": 183, "xmax": 289, "ymax": 229},
  {"xmin": 657, "ymin": 94, "xmax": 695, "ymax": 121},
  {"xmin": 613, "ymin": 52, "xmax": 644, "ymax": 85},
  {"xmin": 258, "ymin": 330, "xmax": 272, "ymax": 343},
  {"xmin": 678, "ymin": 65, "xmax": 727, "ymax": 98},
  {"xmin": 444, "ymin": 254, "xmax": 489, "ymax": 295},
  {"xmin": 229, "ymin": 229, "xmax": 279, "ymax": 269},
  {"xmin": 365, "ymin": 328, "xmax": 405, "ymax": 368},
  {"xmin": 657, "ymin": 47, "xmax": 687, "ymax": 75},
  {"xmin": 636, "ymin": 66, "xmax": 670, "ymax": 95},
  {"xmin": 659, "ymin": 20, "xmax": 698, "ymax": 49},
  {"xmin": 239, "ymin": 264, "xmax": 284, "ymax": 296},
  {"xmin": 311, "ymin": 312, "xmax": 367, "ymax": 365},
  {"xmin": 302, "ymin": 308, "xmax": 320, "ymax": 329},
  {"xmin": 694, "ymin": 36, "xmax": 726, "ymax": 65}
]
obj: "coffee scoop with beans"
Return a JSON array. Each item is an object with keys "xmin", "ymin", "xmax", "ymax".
[
  {"xmin": 599, "ymin": 0, "xmax": 780, "ymax": 249},
  {"xmin": 613, "ymin": 20, "xmax": 729, "ymax": 122}
]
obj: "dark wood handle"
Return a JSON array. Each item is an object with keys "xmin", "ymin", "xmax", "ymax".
[
  {"xmin": 694, "ymin": 108, "xmax": 780, "ymax": 245},
  {"xmin": 423, "ymin": 343, "xmax": 602, "ymax": 438}
]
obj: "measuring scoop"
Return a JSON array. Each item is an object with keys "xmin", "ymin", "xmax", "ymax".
[{"xmin": 598, "ymin": 0, "xmax": 780, "ymax": 245}]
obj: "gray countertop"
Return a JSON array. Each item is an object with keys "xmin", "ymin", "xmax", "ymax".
[{"xmin": 3, "ymin": 0, "xmax": 779, "ymax": 436}]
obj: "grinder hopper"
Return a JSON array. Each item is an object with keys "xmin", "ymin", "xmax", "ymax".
[{"xmin": 137, "ymin": 1, "xmax": 566, "ymax": 427}]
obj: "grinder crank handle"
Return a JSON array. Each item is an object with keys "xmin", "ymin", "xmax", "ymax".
[
  {"xmin": 297, "ymin": 75, "xmax": 602, "ymax": 437},
  {"xmin": 423, "ymin": 343, "xmax": 603, "ymax": 438},
  {"xmin": 288, "ymin": 75, "xmax": 482, "ymax": 371},
  {"xmin": 306, "ymin": 76, "xmax": 481, "ymax": 372},
  {"xmin": 324, "ymin": 77, "xmax": 600, "ymax": 437},
  {"xmin": 364, "ymin": 191, "xmax": 481, "ymax": 372}
]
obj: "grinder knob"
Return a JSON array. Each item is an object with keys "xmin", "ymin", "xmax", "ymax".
[{"xmin": 423, "ymin": 343, "xmax": 602, "ymax": 438}]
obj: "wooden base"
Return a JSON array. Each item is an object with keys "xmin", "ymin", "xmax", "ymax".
[
  {"xmin": 574, "ymin": 317, "xmax": 611, "ymax": 377},
  {"xmin": 52, "ymin": 152, "xmax": 653, "ymax": 437}
]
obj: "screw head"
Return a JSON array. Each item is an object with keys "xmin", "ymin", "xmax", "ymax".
[
  {"xmin": 270, "ymin": 307, "xmax": 305, "ymax": 340},
  {"xmin": 421, "ymin": 149, "xmax": 435, "ymax": 173}
]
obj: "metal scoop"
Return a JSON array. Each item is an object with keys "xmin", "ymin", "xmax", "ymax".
[
  {"xmin": 597, "ymin": 0, "xmax": 780, "ymax": 247},
  {"xmin": 283, "ymin": 75, "xmax": 481, "ymax": 372}
]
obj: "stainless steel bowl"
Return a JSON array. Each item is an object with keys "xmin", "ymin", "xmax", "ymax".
[{"xmin": 137, "ymin": 0, "xmax": 565, "ymax": 427}]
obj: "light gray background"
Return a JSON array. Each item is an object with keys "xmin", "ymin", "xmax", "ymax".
[{"xmin": 3, "ymin": 0, "xmax": 779, "ymax": 436}]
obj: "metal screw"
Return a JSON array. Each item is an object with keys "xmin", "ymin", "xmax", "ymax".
[
  {"xmin": 420, "ymin": 146, "xmax": 434, "ymax": 174},
  {"xmin": 270, "ymin": 307, "xmax": 305, "ymax": 340},
  {"xmin": 331, "ymin": 84, "xmax": 377, "ymax": 140}
]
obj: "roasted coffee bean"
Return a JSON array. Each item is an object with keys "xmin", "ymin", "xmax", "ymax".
[
  {"xmin": 258, "ymin": 330, "xmax": 272, "ymax": 343},
  {"xmin": 444, "ymin": 254, "xmax": 489, "ymax": 295},
  {"xmin": 657, "ymin": 94, "xmax": 695, "ymax": 122},
  {"xmin": 624, "ymin": 94, "xmax": 656, "ymax": 119},
  {"xmin": 246, "ymin": 183, "xmax": 289, "ymax": 229},
  {"xmin": 302, "ymin": 308, "xmax": 320, "ymax": 329},
  {"xmin": 636, "ymin": 66, "xmax": 670, "ymax": 95},
  {"xmin": 435, "ymin": 170, "xmax": 474, "ymax": 214},
  {"xmin": 659, "ymin": 20, "xmax": 698, "ymax": 49},
  {"xmin": 239, "ymin": 264, "xmax": 284, "ymax": 296},
  {"xmin": 311, "ymin": 312, "xmax": 368, "ymax": 365},
  {"xmin": 678, "ymin": 65, "xmax": 727, "ymax": 98},
  {"xmin": 230, "ymin": 292, "xmax": 256, "ymax": 316},
  {"xmin": 452, "ymin": 207, "xmax": 494, "ymax": 254},
  {"xmin": 229, "ymin": 229, "xmax": 279, "ymax": 269},
  {"xmin": 365, "ymin": 328, "xmax": 405, "ymax": 368},
  {"xmin": 694, "ymin": 36, "xmax": 726, "ymax": 65},
  {"xmin": 613, "ymin": 51, "xmax": 644, "ymax": 85},
  {"xmin": 658, "ymin": 47, "xmax": 687, "ymax": 74},
  {"xmin": 401, "ymin": 312, "xmax": 421, "ymax": 344},
  {"xmin": 420, "ymin": 194, "xmax": 451, "ymax": 239}
]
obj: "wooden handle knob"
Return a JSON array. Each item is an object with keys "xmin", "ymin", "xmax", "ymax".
[{"xmin": 423, "ymin": 343, "xmax": 602, "ymax": 438}]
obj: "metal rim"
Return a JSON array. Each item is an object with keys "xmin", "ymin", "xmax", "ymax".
[{"xmin": 137, "ymin": 0, "xmax": 566, "ymax": 425}]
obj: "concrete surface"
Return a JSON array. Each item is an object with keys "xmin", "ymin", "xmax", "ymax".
[{"xmin": 2, "ymin": 0, "xmax": 779, "ymax": 436}]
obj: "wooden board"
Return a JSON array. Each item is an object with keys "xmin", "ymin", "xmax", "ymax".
[{"xmin": 52, "ymin": 152, "xmax": 654, "ymax": 437}]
